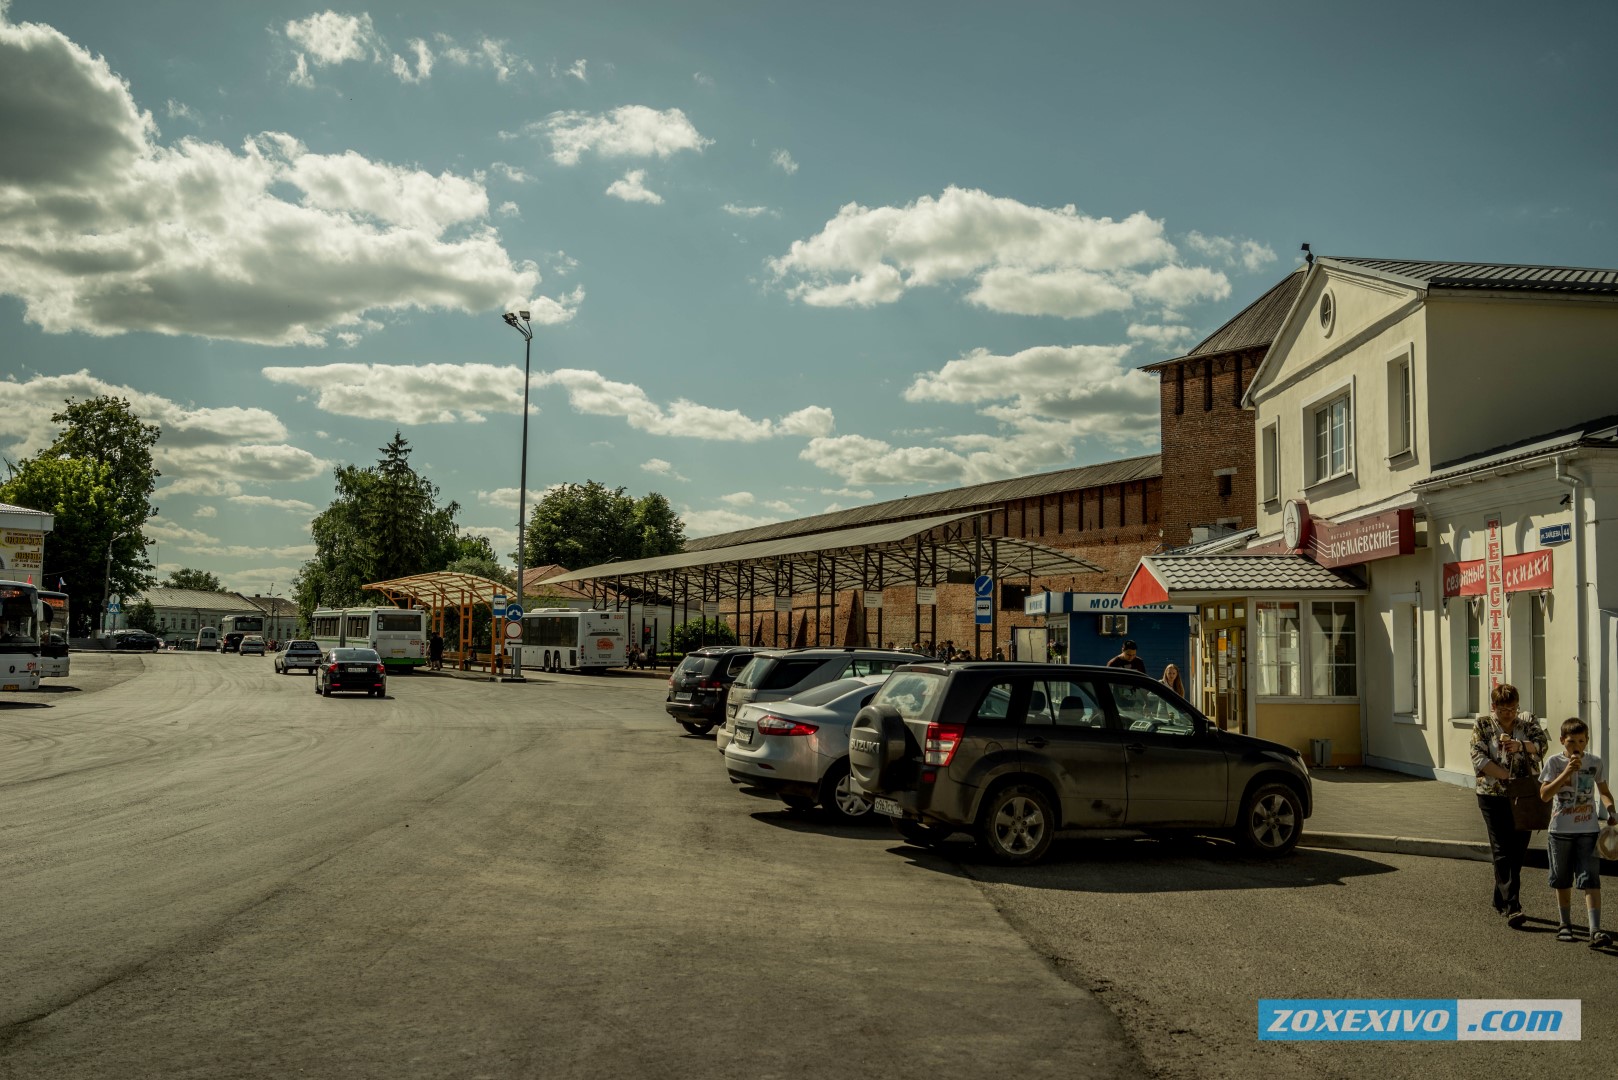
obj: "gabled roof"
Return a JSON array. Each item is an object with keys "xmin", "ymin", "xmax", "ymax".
[
  {"xmin": 685, "ymin": 454, "xmax": 1159, "ymax": 548},
  {"xmin": 1121, "ymin": 553, "xmax": 1366, "ymax": 609},
  {"xmin": 131, "ymin": 586, "xmax": 267, "ymax": 612},
  {"xmin": 1141, "ymin": 268, "xmax": 1306, "ymax": 371},
  {"xmin": 1322, "ymin": 257, "xmax": 1618, "ymax": 295}
]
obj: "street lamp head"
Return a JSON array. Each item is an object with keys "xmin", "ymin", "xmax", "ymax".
[
  {"xmin": 518, "ymin": 310, "xmax": 530, "ymax": 321},
  {"xmin": 503, "ymin": 312, "xmax": 517, "ymax": 324}
]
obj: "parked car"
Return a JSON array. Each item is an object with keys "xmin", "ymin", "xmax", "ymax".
[
  {"xmin": 316, "ymin": 647, "xmax": 387, "ymax": 698},
  {"xmin": 111, "ymin": 629, "xmax": 163, "ymax": 652},
  {"xmin": 718, "ymin": 647, "xmax": 918, "ymax": 753},
  {"xmin": 238, "ymin": 634, "xmax": 267, "ymax": 656},
  {"xmin": 665, "ymin": 645, "xmax": 758, "ymax": 735},
  {"xmin": 725, "ymin": 675, "xmax": 889, "ymax": 823},
  {"xmin": 195, "ymin": 627, "xmax": 219, "ymax": 652},
  {"xmin": 848, "ymin": 662, "xmax": 1312, "ymax": 865},
  {"xmin": 275, "ymin": 639, "xmax": 325, "ymax": 675}
]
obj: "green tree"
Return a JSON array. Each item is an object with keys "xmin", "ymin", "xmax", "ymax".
[
  {"xmin": 125, "ymin": 598, "xmax": 159, "ymax": 633},
  {"xmin": 669, "ymin": 617, "xmax": 737, "ymax": 654},
  {"xmin": 522, "ymin": 481, "xmax": 685, "ymax": 571},
  {"xmin": 292, "ymin": 432, "xmax": 466, "ymax": 622},
  {"xmin": 166, "ymin": 569, "xmax": 225, "ymax": 592},
  {"xmin": 0, "ymin": 455, "xmax": 119, "ymax": 620}
]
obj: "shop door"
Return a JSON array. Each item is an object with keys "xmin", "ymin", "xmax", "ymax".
[{"xmin": 1198, "ymin": 602, "xmax": 1248, "ymax": 733}]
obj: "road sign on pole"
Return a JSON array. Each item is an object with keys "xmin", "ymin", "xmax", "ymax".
[
  {"xmin": 974, "ymin": 575, "xmax": 993, "ymax": 598},
  {"xmin": 505, "ymin": 604, "xmax": 524, "ymax": 621},
  {"xmin": 975, "ymin": 598, "xmax": 992, "ymax": 625},
  {"xmin": 493, "ymin": 592, "xmax": 507, "ymax": 618}
]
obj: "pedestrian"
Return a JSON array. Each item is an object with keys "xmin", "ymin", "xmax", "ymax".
[
  {"xmin": 1471, "ymin": 683, "xmax": 1548, "ymax": 927},
  {"xmin": 1161, "ymin": 662, "xmax": 1186, "ymax": 697},
  {"xmin": 429, "ymin": 630, "xmax": 444, "ymax": 671},
  {"xmin": 1107, "ymin": 639, "xmax": 1146, "ymax": 673},
  {"xmin": 626, "ymin": 643, "xmax": 640, "ymax": 669},
  {"xmin": 1538, "ymin": 717, "xmax": 1617, "ymax": 946},
  {"xmin": 993, "ymin": 647, "xmax": 1005, "ymax": 661}
]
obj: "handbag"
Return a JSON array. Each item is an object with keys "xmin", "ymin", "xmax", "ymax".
[{"xmin": 1505, "ymin": 776, "xmax": 1551, "ymax": 832}]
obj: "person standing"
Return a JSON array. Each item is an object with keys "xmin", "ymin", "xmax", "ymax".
[
  {"xmin": 1161, "ymin": 662, "xmax": 1186, "ymax": 697},
  {"xmin": 428, "ymin": 630, "xmax": 444, "ymax": 671},
  {"xmin": 1471, "ymin": 683, "xmax": 1548, "ymax": 926},
  {"xmin": 1538, "ymin": 717, "xmax": 1617, "ymax": 946},
  {"xmin": 1107, "ymin": 639, "xmax": 1146, "ymax": 673}
]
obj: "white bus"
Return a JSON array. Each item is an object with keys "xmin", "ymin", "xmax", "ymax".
[
  {"xmin": 513, "ymin": 608, "xmax": 628, "ymax": 673},
  {"xmin": 0, "ymin": 580, "xmax": 43, "ymax": 691},
  {"xmin": 219, "ymin": 613, "xmax": 265, "ymax": 653},
  {"xmin": 39, "ymin": 589, "xmax": 70, "ymax": 678},
  {"xmin": 311, "ymin": 606, "xmax": 428, "ymax": 671}
]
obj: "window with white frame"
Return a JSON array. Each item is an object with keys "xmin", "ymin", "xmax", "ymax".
[
  {"xmin": 1256, "ymin": 601, "xmax": 1302, "ymax": 696},
  {"xmin": 1449, "ymin": 598, "xmax": 1482, "ymax": 718},
  {"xmin": 1391, "ymin": 599, "xmax": 1421, "ymax": 717},
  {"xmin": 1308, "ymin": 601, "xmax": 1358, "ymax": 697},
  {"xmin": 1311, "ymin": 393, "xmax": 1353, "ymax": 483},
  {"xmin": 1387, "ymin": 351, "xmax": 1413, "ymax": 457},
  {"xmin": 1530, "ymin": 596, "xmax": 1547, "ymax": 719},
  {"xmin": 1261, "ymin": 421, "xmax": 1280, "ymax": 503}
]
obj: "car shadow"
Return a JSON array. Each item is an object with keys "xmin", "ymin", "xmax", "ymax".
[
  {"xmin": 18, "ymin": 684, "xmax": 82, "ymax": 694},
  {"xmin": 888, "ymin": 833, "xmax": 1400, "ymax": 892},
  {"xmin": 748, "ymin": 807, "xmax": 892, "ymax": 841},
  {"xmin": 0, "ymin": 701, "xmax": 53, "ymax": 710}
]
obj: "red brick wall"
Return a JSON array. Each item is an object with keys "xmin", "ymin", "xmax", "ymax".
[{"xmin": 1156, "ymin": 346, "xmax": 1261, "ymax": 548}]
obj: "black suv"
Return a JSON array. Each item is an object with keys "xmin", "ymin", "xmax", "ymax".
[
  {"xmin": 666, "ymin": 646, "xmax": 757, "ymax": 735},
  {"xmin": 848, "ymin": 662, "xmax": 1311, "ymax": 865}
]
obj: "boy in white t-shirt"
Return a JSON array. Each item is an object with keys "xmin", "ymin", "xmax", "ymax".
[{"xmin": 1539, "ymin": 718, "xmax": 1618, "ymax": 947}]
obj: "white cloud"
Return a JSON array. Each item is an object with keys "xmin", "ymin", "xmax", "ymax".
[
  {"xmin": 229, "ymin": 494, "xmax": 318, "ymax": 513},
  {"xmin": 461, "ymin": 523, "xmax": 517, "ymax": 558},
  {"xmin": 770, "ymin": 148, "xmax": 798, "ymax": 174},
  {"xmin": 165, "ymin": 99, "xmax": 200, "ymax": 126},
  {"xmin": 390, "ymin": 38, "xmax": 433, "ymax": 83},
  {"xmin": 776, "ymin": 405, "xmax": 835, "ymax": 437},
  {"xmin": 722, "ymin": 203, "xmax": 778, "ymax": 218},
  {"xmin": 490, "ymin": 162, "xmax": 530, "ymax": 183},
  {"xmin": 538, "ymin": 105, "xmax": 712, "ymax": 166},
  {"xmin": 193, "ymin": 505, "xmax": 218, "ymax": 519},
  {"xmin": 432, "ymin": 33, "xmax": 533, "ymax": 81},
  {"xmin": 771, "ymin": 186, "xmax": 1234, "ymax": 319},
  {"xmin": 1127, "ymin": 322, "xmax": 1197, "ymax": 350},
  {"xmin": 1185, "ymin": 231, "xmax": 1278, "ymax": 274},
  {"xmin": 0, "ymin": 19, "xmax": 545, "ymax": 347},
  {"xmin": 284, "ymin": 12, "xmax": 380, "ymax": 69},
  {"xmin": 264, "ymin": 362, "xmax": 532, "ymax": 423},
  {"xmin": 692, "ymin": 72, "xmax": 714, "ymax": 88},
  {"xmin": 641, "ymin": 458, "xmax": 688, "ymax": 481},
  {"xmin": 566, "ymin": 58, "xmax": 588, "ymax": 82},
  {"xmin": 1240, "ymin": 240, "xmax": 1278, "ymax": 272},
  {"xmin": 605, "ymin": 168, "xmax": 664, "ymax": 205},
  {"xmin": 476, "ymin": 487, "xmax": 552, "ymax": 511},
  {"xmin": 496, "ymin": 200, "xmax": 520, "ymax": 217},
  {"xmin": 540, "ymin": 369, "xmax": 835, "ymax": 442},
  {"xmin": 719, "ymin": 491, "xmax": 756, "ymax": 506},
  {"xmin": 680, "ymin": 506, "xmax": 790, "ymax": 538}
]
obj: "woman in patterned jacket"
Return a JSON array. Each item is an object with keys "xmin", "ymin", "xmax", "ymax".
[{"xmin": 1470, "ymin": 683, "xmax": 1549, "ymax": 926}]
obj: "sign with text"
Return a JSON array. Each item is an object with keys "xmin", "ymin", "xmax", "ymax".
[
  {"xmin": 773, "ymin": 596, "xmax": 793, "ymax": 613},
  {"xmin": 1311, "ymin": 508, "xmax": 1416, "ymax": 568},
  {"xmin": 702, "ymin": 602, "xmax": 719, "ymax": 617},
  {"xmin": 916, "ymin": 587, "xmax": 937, "ymax": 606},
  {"xmin": 863, "ymin": 592, "xmax": 883, "ymax": 610},
  {"xmin": 1485, "ymin": 515, "xmax": 1505, "ymax": 690},
  {"xmin": 0, "ymin": 528, "xmax": 45, "ymax": 573},
  {"xmin": 1539, "ymin": 522, "xmax": 1571, "ymax": 546},
  {"xmin": 1443, "ymin": 550, "xmax": 1553, "ymax": 598},
  {"xmin": 974, "ymin": 597, "xmax": 992, "ymax": 625}
]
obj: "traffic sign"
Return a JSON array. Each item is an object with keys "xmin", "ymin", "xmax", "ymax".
[
  {"xmin": 493, "ymin": 592, "xmax": 507, "ymax": 618},
  {"xmin": 974, "ymin": 575, "xmax": 993, "ymax": 598},
  {"xmin": 975, "ymin": 598, "xmax": 992, "ymax": 625},
  {"xmin": 504, "ymin": 621, "xmax": 523, "ymax": 640},
  {"xmin": 505, "ymin": 604, "xmax": 523, "ymax": 621}
]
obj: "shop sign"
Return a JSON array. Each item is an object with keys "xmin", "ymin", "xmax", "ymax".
[
  {"xmin": 0, "ymin": 528, "xmax": 45, "ymax": 573},
  {"xmin": 916, "ymin": 587, "xmax": 937, "ymax": 606},
  {"xmin": 1443, "ymin": 549, "xmax": 1554, "ymax": 598},
  {"xmin": 863, "ymin": 592, "xmax": 883, "ymax": 610},
  {"xmin": 1539, "ymin": 522, "xmax": 1572, "ymax": 546},
  {"xmin": 1485, "ymin": 515, "xmax": 1505, "ymax": 691},
  {"xmin": 1311, "ymin": 508, "xmax": 1416, "ymax": 568}
]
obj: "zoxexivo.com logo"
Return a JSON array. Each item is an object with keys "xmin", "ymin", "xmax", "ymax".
[{"xmin": 1259, "ymin": 999, "xmax": 1580, "ymax": 1041}]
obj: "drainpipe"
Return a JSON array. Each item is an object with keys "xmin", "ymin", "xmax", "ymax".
[{"xmin": 1552, "ymin": 455, "xmax": 1589, "ymax": 732}]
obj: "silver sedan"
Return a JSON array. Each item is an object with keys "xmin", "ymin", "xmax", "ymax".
[{"xmin": 723, "ymin": 675, "xmax": 888, "ymax": 824}]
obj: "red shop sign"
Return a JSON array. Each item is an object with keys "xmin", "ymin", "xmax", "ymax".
[
  {"xmin": 1311, "ymin": 507, "xmax": 1416, "ymax": 568},
  {"xmin": 1443, "ymin": 549, "xmax": 1554, "ymax": 598}
]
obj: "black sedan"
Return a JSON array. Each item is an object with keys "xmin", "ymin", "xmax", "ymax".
[
  {"xmin": 111, "ymin": 630, "xmax": 163, "ymax": 651},
  {"xmin": 315, "ymin": 647, "xmax": 387, "ymax": 698}
]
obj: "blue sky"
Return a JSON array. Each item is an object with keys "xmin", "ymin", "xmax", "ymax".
[{"xmin": 2, "ymin": 0, "xmax": 1614, "ymax": 595}]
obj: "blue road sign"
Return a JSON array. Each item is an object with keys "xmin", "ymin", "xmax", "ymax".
[
  {"xmin": 1539, "ymin": 523, "xmax": 1571, "ymax": 546},
  {"xmin": 975, "ymin": 598, "xmax": 992, "ymax": 625},
  {"xmin": 974, "ymin": 574, "xmax": 993, "ymax": 597},
  {"xmin": 505, "ymin": 604, "xmax": 523, "ymax": 621},
  {"xmin": 493, "ymin": 592, "xmax": 507, "ymax": 617}
]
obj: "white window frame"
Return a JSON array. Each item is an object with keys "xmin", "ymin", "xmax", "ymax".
[
  {"xmin": 1302, "ymin": 377, "xmax": 1355, "ymax": 487},
  {"xmin": 1390, "ymin": 593, "xmax": 1423, "ymax": 724},
  {"xmin": 1447, "ymin": 597, "xmax": 1483, "ymax": 722},
  {"xmin": 1261, "ymin": 420, "xmax": 1280, "ymax": 504},
  {"xmin": 1386, "ymin": 346, "xmax": 1414, "ymax": 460}
]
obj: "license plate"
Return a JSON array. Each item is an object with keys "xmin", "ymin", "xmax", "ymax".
[
  {"xmin": 873, "ymin": 797, "xmax": 903, "ymax": 817},
  {"xmin": 733, "ymin": 725, "xmax": 753, "ymax": 746},
  {"xmin": 2, "ymin": 683, "xmax": 19, "ymax": 692},
  {"xmin": 673, "ymin": 692, "xmax": 691, "ymax": 701},
  {"xmin": 346, "ymin": 665, "xmax": 371, "ymax": 673}
]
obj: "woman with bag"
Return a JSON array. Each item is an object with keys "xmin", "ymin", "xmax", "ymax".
[{"xmin": 1470, "ymin": 683, "xmax": 1549, "ymax": 927}]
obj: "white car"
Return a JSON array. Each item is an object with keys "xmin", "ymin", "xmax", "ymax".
[{"xmin": 723, "ymin": 675, "xmax": 888, "ymax": 824}]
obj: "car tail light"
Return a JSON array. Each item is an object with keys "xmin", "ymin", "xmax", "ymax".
[
  {"xmin": 698, "ymin": 679, "xmax": 723, "ymax": 690},
  {"xmin": 923, "ymin": 723, "xmax": 966, "ymax": 767},
  {"xmin": 756, "ymin": 714, "xmax": 818, "ymax": 737},
  {"xmin": 328, "ymin": 663, "xmax": 338, "ymax": 674},
  {"xmin": 375, "ymin": 664, "xmax": 385, "ymax": 675}
]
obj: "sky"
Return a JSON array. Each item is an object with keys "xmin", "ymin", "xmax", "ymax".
[{"xmin": 2, "ymin": 0, "xmax": 1614, "ymax": 596}]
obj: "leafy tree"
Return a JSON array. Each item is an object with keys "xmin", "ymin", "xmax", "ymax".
[
  {"xmin": 0, "ymin": 455, "xmax": 120, "ymax": 608},
  {"xmin": 125, "ymin": 598, "xmax": 159, "ymax": 634},
  {"xmin": 522, "ymin": 481, "xmax": 685, "ymax": 571},
  {"xmin": 292, "ymin": 432, "xmax": 466, "ymax": 622},
  {"xmin": 165, "ymin": 568, "xmax": 225, "ymax": 592},
  {"xmin": 669, "ymin": 617, "xmax": 737, "ymax": 654}
]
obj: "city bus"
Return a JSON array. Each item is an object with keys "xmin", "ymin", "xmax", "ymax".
[
  {"xmin": 0, "ymin": 580, "xmax": 43, "ymax": 691},
  {"xmin": 219, "ymin": 613, "xmax": 265, "ymax": 653},
  {"xmin": 514, "ymin": 608, "xmax": 627, "ymax": 673},
  {"xmin": 38, "ymin": 589, "xmax": 70, "ymax": 678},
  {"xmin": 311, "ymin": 606, "xmax": 428, "ymax": 671}
]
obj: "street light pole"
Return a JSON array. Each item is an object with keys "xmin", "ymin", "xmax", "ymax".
[
  {"xmin": 503, "ymin": 309, "xmax": 534, "ymax": 683},
  {"xmin": 102, "ymin": 527, "xmax": 131, "ymax": 638}
]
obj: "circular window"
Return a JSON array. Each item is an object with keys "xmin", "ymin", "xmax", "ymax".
[{"xmin": 1319, "ymin": 290, "xmax": 1336, "ymax": 336}]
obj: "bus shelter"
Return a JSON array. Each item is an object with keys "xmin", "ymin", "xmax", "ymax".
[{"xmin": 364, "ymin": 571, "xmax": 510, "ymax": 672}]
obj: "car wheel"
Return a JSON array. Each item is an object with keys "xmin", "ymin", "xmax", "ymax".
[
  {"xmin": 780, "ymin": 794, "xmax": 817, "ymax": 813},
  {"xmin": 1236, "ymin": 782, "xmax": 1303, "ymax": 857},
  {"xmin": 820, "ymin": 760, "xmax": 872, "ymax": 824},
  {"xmin": 892, "ymin": 819, "xmax": 954, "ymax": 847},
  {"xmin": 975, "ymin": 783, "xmax": 1056, "ymax": 866},
  {"xmin": 679, "ymin": 721, "xmax": 714, "ymax": 736}
]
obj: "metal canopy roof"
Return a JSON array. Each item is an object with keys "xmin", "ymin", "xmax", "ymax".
[
  {"xmin": 537, "ymin": 511, "xmax": 1105, "ymax": 600},
  {"xmin": 364, "ymin": 571, "xmax": 511, "ymax": 609}
]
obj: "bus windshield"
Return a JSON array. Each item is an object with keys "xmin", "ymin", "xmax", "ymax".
[{"xmin": 0, "ymin": 584, "xmax": 41, "ymax": 648}]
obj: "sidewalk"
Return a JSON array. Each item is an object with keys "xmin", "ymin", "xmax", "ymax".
[{"xmin": 1304, "ymin": 767, "xmax": 1492, "ymax": 862}]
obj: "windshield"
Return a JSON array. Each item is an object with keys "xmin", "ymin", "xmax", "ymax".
[
  {"xmin": 0, "ymin": 585, "xmax": 40, "ymax": 648},
  {"xmin": 873, "ymin": 671, "xmax": 944, "ymax": 721}
]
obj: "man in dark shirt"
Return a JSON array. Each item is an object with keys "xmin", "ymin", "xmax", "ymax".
[{"xmin": 1107, "ymin": 639, "xmax": 1146, "ymax": 673}]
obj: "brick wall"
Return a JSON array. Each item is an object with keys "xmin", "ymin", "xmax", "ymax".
[{"xmin": 1156, "ymin": 345, "xmax": 1262, "ymax": 548}]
